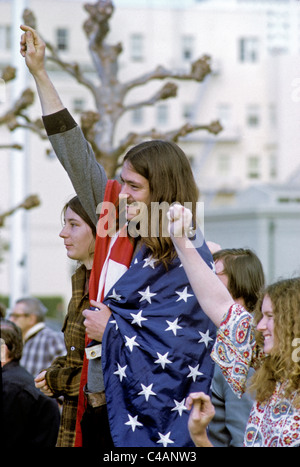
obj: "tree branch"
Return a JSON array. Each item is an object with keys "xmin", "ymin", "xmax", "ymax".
[
  {"xmin": 1, "ymin": 66, "xmax": 17, "ymax": 82},
  {"xmin": 124, "ymin": 82, "xmax": 178, "ymax": 112},
  {"xmin": 155, "ymin": 120, "xmax": 223, "ymax": 141},
  {"xmin": 0, "ymin": 88, "xmax": 38, "ymax": 132},
  {"xmin": 0, "ymin": 144, "xmax": 23, "ymax": 150},
  {"xmin": 12, "ymin": 120, "xmax": 48, "ymax": 139},
  {"xmin": 45, "ymin": 43, "xmax": 99, "ymax": 98},
  {"xmin": 83, "ymin": 1, "xmax": 120, "ymax": 85},
  {"xmin": 110, "ymin": 120, "xmax": 223, "ymax": 170},
  {"xmin": 124, "ymin": 56, "xmax": 212, "ymax": 93},
  {"xmin": 0, "ymin": 195, "xmax": 41, "ymax": 228}
]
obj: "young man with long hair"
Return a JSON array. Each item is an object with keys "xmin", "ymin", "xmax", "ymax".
[{"xmin": 20, "ymin": 26, "xmax": 216, "ymax": 447}]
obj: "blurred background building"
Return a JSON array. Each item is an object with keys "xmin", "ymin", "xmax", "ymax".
[{"xmin": 0, "ymin": 0, "xmax": 299, "ymax": 321}]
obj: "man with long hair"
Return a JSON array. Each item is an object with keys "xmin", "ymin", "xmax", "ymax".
[{"xmin": 20, "ymin": 25, "xmax": 216, "ymax": 447}]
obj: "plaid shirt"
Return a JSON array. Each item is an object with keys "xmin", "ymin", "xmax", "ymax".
[
  {"xmin": 45, "ymin": 265, "xmax": 90, "ymax": 447},
  {"xmin": 21, "ymin": 324, "xmax": 66, "ymax": 378}
]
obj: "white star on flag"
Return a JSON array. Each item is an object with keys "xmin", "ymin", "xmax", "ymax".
[
  {"xmin": 165, "ymin": 318, "xmax": 182, "ymax": 336},
  {"xmin": 114, "ymin": 363, "xmax": 127, "ymax": 381},
  {"xmin": 138, "ymin": 383, "xmax": 157, "ymax": 401},
  {"xmin": 154, "ymin": 352, "xmax": 172, "ymax": 369},
  {"xmin": 198, "ymin": 329, "xmax": 213, "ymax": 347},
  {"xmin": 125, "ymin": 335, "xmax": 140, "ymax": 352},
  {"xmin": 125, "ymin": 414, "xmax": 143, "ymax": 432},
  {"xmin": 171, "ymin": 399, "xmax": 187, "ymax": 417},
  {"xmin": 143, "ymin": 256, "xmax": 157, "ymax": 269},
  {"xmin": 138, "ymin": 286, "xmax": 157, "ymax": 304},
  {"xmin": 175, "ymin": 286, "xmax": 194, "ymax": 302},
  {"xmin": 156, "ymin": 431, "xmax": 174, "ymax": 447},
  {"xmin": 130, "ymin": 310, "xmax": 148, "ymax": 327},
  {"xmin": 108, "ymin": 288, "xmax": 122, "ymax": 301},
  {"xmin": 109, "ymin": 318, "xmax": 119, "ymax": 330},
  {"xmin": 187, "ymin": 364, "xmax": 203, "ymax": 382}
]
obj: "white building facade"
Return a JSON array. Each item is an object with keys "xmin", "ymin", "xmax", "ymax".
[{"xmin": 0, "ymin": 0, "xmax": 299, "ymax": 313}]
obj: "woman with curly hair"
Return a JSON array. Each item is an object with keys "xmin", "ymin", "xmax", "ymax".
[{"xmin": 168, "ymin": 204, "xmax": 300, "ymax": 447}]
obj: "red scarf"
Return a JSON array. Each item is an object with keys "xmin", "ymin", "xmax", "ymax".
[{"xmin": 74, "ymin": 180, "xmax": 134, "ymax": 446}]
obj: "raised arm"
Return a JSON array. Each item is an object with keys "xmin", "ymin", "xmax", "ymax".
[
  {"xmin": 20, "ymin": 25, "xmax": 108, "ymax": 225},
  {"xmin": 20, "ymin": 25, "xmax": 64, "ymax": 115},
  {"xmin": 168, "ymin": 205, "xmax": 234, "ymax": 327}
]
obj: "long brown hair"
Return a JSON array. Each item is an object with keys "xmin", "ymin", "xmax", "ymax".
[
  {"xmin": 213, "ymin": 248, "xmax": 265, "ymax": 312},
  {"xmin": 123, "ymin": 140, "xmax": 199, "ymax": 266},
  {"xmin": 250, "ymin": 277, "xmax": 300, "ymax": 406}
]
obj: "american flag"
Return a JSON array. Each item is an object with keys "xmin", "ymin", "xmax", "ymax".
[{"xmin": 102, "ymin": 242, "xmax": 216, "ymax": 447}]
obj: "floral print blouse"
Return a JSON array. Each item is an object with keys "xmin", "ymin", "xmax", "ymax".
[{"xmin": 211, "ymin": 304, "xmax": 300, "ymax": 447}]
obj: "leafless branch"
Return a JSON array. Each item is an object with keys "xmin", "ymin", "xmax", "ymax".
[
  {"xmin": 124, "ymin": 82, "xmax": 178, "ymax": 112},
  {"xmin": 0, "ymin": 144, "xmax": 23, "ymax": 150},
  {"xmin": 124, "ymin": 56, "xmax": 212, "ymax": 93},
  {"xmin": 45, "ymin": 43, "xmax": 99, "ymax": 98},
  {"xmin": 0, "ymin": 195, "xmax": 41, "ymax": 228}
]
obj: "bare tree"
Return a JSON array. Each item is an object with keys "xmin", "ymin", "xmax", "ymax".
[{"xmin": 2, "ymin": 0, "xmax": 222, "ymax": 177}]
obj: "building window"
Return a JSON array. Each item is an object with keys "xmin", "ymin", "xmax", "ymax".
[
  {"xmin": 73, "ymin": 98, "xmax": 85, "ymax": 114},
  {"xmin": 0, "ymin": 25, "xmax": 11, "ymax": 51},
  {"xmin": 266, "ymin": 9, "xmax": 290, "ymax": 56},
  {"xmin": 217, "ymin": 154, "xmax": 231, "ymax": 177},
  {"xmin": 182, "ymin": 35, "xmax": 194, "ymax": 61},
  {"xmin": 246, "ymin": 105, "xmax": 261, "ymax": 127},
  {"xmin": 130, "ymin": 34, "xmax": 144, "ymax": 61},
  {"xmin": 131, "ymin": 108, "xmax": 143, "ymax": 125},
  {"xmin": 247, "ymin": 155, "xmax": 260, "ymax": 179},
  {"xmin": 156, "ymin": 104, "xmax": 168, "ymax": 125},
  {"xmin": 182, "ymin": 103, "xmax": 194, "ymax": 121},
  {"xmin": 56, "ymin": 28, "xmax": 69, "ymax": 51},
  {"xmin": 239, "ymin": 38, "xmax": 259, "ymax": 63},
  {"xmin": 269, "ymin": 153, "xmax": 277, "ymax": 179},
  {"xmin": 217, "ymin": 103, "xmax": 232, "ymax": 131}
]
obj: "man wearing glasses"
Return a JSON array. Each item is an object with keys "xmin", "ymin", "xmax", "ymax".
[{"xmin": 9, "ymin": 297, "xmax": 65, "ymax": 377}]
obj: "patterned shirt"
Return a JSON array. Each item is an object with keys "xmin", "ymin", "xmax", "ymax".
[
  {"xmin": 21, "ymin": 323, "xmax": 66, "ymax": 377},
  {"xmin": 211, "ymin": 304, "xmax": 300, "ymax": 447}
]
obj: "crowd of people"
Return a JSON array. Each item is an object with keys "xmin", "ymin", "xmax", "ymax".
[{"xmin": 1, "ymin": 24, "xmax": 299, "ymax": 449}]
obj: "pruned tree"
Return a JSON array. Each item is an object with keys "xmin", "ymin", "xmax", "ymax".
[{"xmin": 2, "ymin": 0, "xmax": 222, "ymax": 177}]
